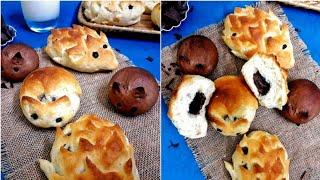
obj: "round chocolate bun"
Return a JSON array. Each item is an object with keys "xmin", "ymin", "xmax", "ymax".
[
  {"xmin": 1, "ymin": 44, "xmax": 39, "ymax": 81},
  {"xmin": 281, "ymin": 79, "xmax": 320, "ymax": 124},
  {"xmin": 177, "ymin": 35, "xmax": 218, "ymax": 76},
  {"xmin": 108, "ymin": 67, "xmax": 159, "ymax": 116}
]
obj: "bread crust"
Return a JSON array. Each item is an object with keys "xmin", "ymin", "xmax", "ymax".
[
  {"xmin": 224, "ymin": 131, "xmax": 290, "ymax": 180},
  {"xmin": 39, "ymin": 114, "xmax": 140, "ymax": 180},
  {"xmin": 45, "ymin": 25, "xmax": 118, "ymax": 73},
  {"xmin": 168, "ymin": 75, "xmax": 215, "ymax": 139},
  {"xmin": 83, "ymin": 1, "xmax": 145, "ymax": 26},
  {"xmin": 207, "ymin": 75, "xmax": 258, "ymax": 136},
  {"xmin": 19, "ymin": 67, "xmax": 82, "ymax": 128},
  {"xmin": 222, "ymin": 7, "xmax": 294, "ymax": 69}
]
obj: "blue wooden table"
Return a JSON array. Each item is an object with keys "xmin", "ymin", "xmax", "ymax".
[
  {"xmin": 161, "ymin": 1, "xmax": 320, "ymax": 179},
  {"xmin": 1, "ymin": 1, "xmax": 159, "ymax": 179}
]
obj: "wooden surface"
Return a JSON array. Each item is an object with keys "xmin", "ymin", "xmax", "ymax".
[{"xmin": 77, "ymin": 2, "xmax": 160, "ymax": 35}]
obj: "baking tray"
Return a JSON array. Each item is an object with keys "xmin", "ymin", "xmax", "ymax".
[{"xmin": 77, "ymin": 2, "xmax": 160, "ymax": 35}]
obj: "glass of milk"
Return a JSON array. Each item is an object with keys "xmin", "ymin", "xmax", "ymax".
[{"xmin": 21, "ymin": 1, "xmax": 60, "ymax": 33}]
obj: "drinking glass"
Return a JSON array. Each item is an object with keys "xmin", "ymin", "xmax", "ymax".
[{"xmin": 21, "ymin": 1, "xmax": 60, "ymax": 33}]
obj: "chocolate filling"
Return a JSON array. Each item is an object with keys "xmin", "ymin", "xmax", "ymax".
[
  {"xmin": 189, "ymin": 92, "xmax": 206, "ymax": 115},
  {"xmin": 253, "ymin": 71, "xmax": 270, "ymax": 96}
]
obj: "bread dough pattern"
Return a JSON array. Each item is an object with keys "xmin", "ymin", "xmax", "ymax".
[
  {"xmin": 45, "ymin": 25, "xmax": 118, "ymax": 73},
  {"xmin": 222, "ymin": 7, "xmax": 294, "ymax": 69},
  {"xmin": 19, "ymin": 67, "xmax": 82, "ymax": 128},
  {"xmin": 83, "ymin": 1, "xmax": 145, "ymax": 26},
  {"xmin": 39, "ymin": 114, "xmax": 140, "ymax": 180},
  {"xmin": 224, "ymin": 131, "xmax": 290, "ymax": 180}
]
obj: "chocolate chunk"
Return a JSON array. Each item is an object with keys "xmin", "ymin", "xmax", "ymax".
[
  {"xmin": 217, "ymin": 128, "xmax": 222, "ymax": 132},
  {"xmin": 103, "ymin": 44, "xmax": 108, "ymax": 48},
  {"xmin": 242, "ymin": 147, "xmax": 248, "ymax": 155},
  {"xmin": 1, "ymin": 83, "xmax": 8, "ymax": 89},
  {"xmin": 242, "ymin": 164, "xmax": 248, "ymax": 169},
  {"xmin": 232, "ymin": 33, "xmax": 237, "ymax": 36},
  {"xmin": 189, "ymin": 92, "xmax": 206, "ymax": 115},
  {"xmin": 282, "ymin": 44, "xmax": 287, "ymax": 49},
  {"xmin": 92, "ymin": 52, "xmax": 99, "ymax": 58},
  {"xmin": 128, "ymin": 5, "xmax": 133, "ymax": 9},
  {"xmin": 253, "ymin": 71, "xmax": 270, "ymax": 96},
  {"xmin": 146, "ymin": 56, "xmax": 154, "ymax": 62},
  {"xmin": 168, "ymin": 140, "xmax": 179, "ymax": 148},
  {"xmin": 300, "ymin": 170, "xmax": 307, "ymax": 180},
  {"xmin": 56, "ymin": 117, "xmax": 63, "ymax": 123},
  {"xmin": 174, "ymin": 33, "xmax": 182, "ymax": 40},
  {"xmin": 39, "ymin": 94, "xmax": 46, "ymax": 102},
  {"xmin": 161, "ymin": 1, "xmax": 188, "ymax": 30},
  {"xmin": 31, "ymin": 113, "xmax": 38, "ymax": 120}
]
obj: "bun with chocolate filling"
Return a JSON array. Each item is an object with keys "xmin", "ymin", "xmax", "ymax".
[
  {"xmin": 168, "ymin": 75, "xmax": 215, "ymax": 139},
  {"xmin": 241, "ymin": 54, "xmax": 288, "ymax": 110},
  {"xmin": 281, "ymin": 79, "xmax": 320, "ymax": 124}
]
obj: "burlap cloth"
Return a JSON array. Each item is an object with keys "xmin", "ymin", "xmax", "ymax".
[
  {"xmin": 161, "ymin": 2, "xmax": 320, "ymax": 180},
  {"xmin": 1, "ymin": 49, "xmax": 160, "ymax": 179}
]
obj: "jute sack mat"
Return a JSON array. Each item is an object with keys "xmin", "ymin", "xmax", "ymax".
[
  {"xmin": 161, "ymin": 2, "xmax": 320, "ymax": 180},
  {"xmin": 1, "ymin": 49, "xmax": 160, "ymax": 179}
]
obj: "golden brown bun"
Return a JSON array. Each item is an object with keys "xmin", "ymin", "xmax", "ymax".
[
  {"xmin": 39, "ymin": 114, "xmax": 139, "ymax": 180},
  {"xmin": 207, "ymin": 76, "xmax": 258, "ymax": 136},
  {"xmin": 224, "ymin": 131, "xmax": 290, "ymax": 180},
  {"xmin": 222, "ymin": 7, "xmax": 294, "ymax": 69},
  {"xmin": 19, "ymin": 67, "xmax": 82, "ymax": 128},
  {"xmin": 45, "ymin": 25, "xmax": 118, "ymax": 73}
]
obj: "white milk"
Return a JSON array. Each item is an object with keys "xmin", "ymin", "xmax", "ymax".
[{"xmin": 21, "ymin": 1, "xmax": 60, "ymax": 22}]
